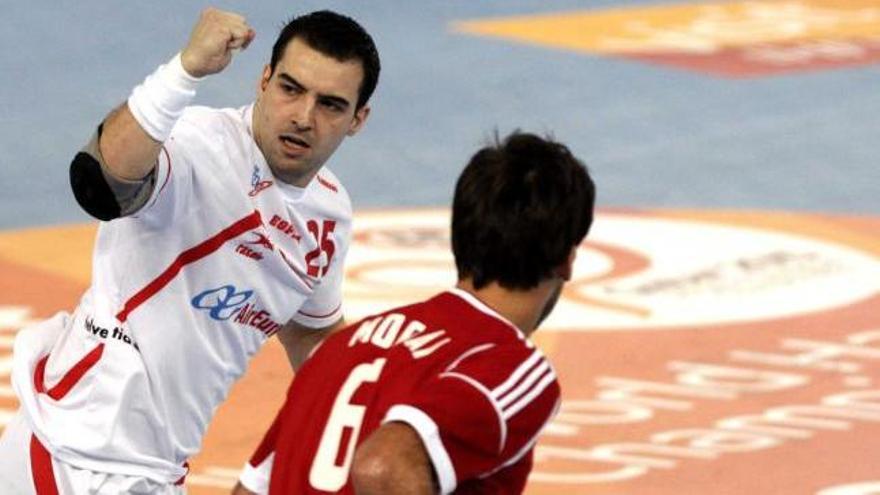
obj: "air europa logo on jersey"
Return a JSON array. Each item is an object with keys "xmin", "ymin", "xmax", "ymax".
[
  {"xmin": 191, "ymin": 285, "xmax": 281, "ymax": 336},
  {"xmin": 192, "ymin": 285, "xmax": 253, "ymax": 320},
  {"xmin": 234, "ymin": 304, "xmax": 282, "ymax": 337},
  {"xmin": 249, "ymin": 165, "xmax": 274, "ymax": 197}
]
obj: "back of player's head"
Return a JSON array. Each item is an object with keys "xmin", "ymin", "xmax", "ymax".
[
  {"xmin": 452, "ymin": 131, "xmax": 596, "ymax": 290},
  {"xmin": 271, "ymin": 10, "xmax": 381, "ymax": 109}
]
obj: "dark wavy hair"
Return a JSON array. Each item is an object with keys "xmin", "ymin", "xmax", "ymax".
[
  {"xmin": 270, "ymin": 11, "xmax": 380, "ymax": 109},
  {"xmin": 452, "ymin": 131, "xmax": 596, "ymax": 290}
]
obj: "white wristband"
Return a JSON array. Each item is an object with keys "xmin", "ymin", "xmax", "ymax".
[
  {"xmin": 238, "ymin": 454, "xmax": 273, "ymax": 495},
  {"xmin": 127, "ymin": 53, "xmax": 203, "ymax": 142}
]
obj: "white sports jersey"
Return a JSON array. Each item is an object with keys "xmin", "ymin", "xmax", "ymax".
[{"xmin": 11, "ymin": 104, "xmax": 351, "ymax": 484}]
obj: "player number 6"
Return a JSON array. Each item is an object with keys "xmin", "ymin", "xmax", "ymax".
[{"xmin": 309, "ymin": 357, "xmax": 387, "ymax": 491}]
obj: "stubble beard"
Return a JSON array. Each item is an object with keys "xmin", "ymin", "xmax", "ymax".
[{"xmin": 536, "ymin": 281, "xmax": 564, "ymax": 329}]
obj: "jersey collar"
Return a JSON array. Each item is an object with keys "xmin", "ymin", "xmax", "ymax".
[
  {"xmin": 445, "ymin": 288, "xmax": 525, "ymax": 340},
  {"xmin": 243, "ymin": 104, "xmax": 308, "ymax": 203}
]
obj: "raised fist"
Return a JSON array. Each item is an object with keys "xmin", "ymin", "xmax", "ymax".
[{"xmin": 180, "ymin": 8, "xmax": 255, "ymax": 78}]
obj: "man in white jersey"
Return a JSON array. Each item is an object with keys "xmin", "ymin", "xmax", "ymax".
[{"xmin": 0, "ymin": 7, "xmax": 380, "ymax": 494}]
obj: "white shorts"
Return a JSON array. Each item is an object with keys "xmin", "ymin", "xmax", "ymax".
[{"xmin": 0, "ymin": 411, "xmax": 185, "ymax": 495}]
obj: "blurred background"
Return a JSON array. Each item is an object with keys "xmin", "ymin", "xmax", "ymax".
[
  {"xmin": 2, "ymin": 2, "xmax": 879, "ymax": 493},
  {"xmin": 2, "ymin": 0, "xmax": 878, "ymax": 229}
]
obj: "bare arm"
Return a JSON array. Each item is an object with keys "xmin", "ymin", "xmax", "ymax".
[
  {"xmin": 99, "ymin": 104, "xmax": 162, "ymax": 181},
  {"xmin": 230, "ymin": 482, "xmax": 257, "ymax": 495},
  {"xmin": 276, "ymin": 317, "xmax": 346, "ymax": 371},
  {"xmin": 351, "ymin": 422, "xmax": 438, "ymax": 495},
  {"xmin": 99, "ymin": 8, "xmax": 255, "ymax": 181},
  {"xmin": 230, "ymin": 421, "xmax": 438, "ymax": 495},
  {"xmin": 231, "ymin": 481, "xmax": 257, "ymax": 495}
]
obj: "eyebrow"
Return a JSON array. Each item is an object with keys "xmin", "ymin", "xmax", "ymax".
[{"xmin": 278, "ymin": 72, "xmax": 352, "ymax": 109}]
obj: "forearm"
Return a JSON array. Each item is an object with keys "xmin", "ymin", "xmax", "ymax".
[
  {"xmin": 351, "ymin": 422, "xmax": 438, "ymax": 495},
  {"xmin": 352, "ymin": 469, "xmax": 435, "ymax": 495},
  {"xmin": 96, "ymin": 8, "xmax": 254, "ymax": 181},
  {"xmin": 230, "ymin": 482, "xmax": 258, "ymax": 495}
]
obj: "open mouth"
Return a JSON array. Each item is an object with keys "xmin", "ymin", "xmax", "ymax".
[{"xmin": 280, "ymin": 134, "xmax": 311, "ymax": 149}]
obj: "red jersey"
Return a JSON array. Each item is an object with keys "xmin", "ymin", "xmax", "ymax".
[{"xmin": 254, "ymin": 289, "xmax": 561, "ymax": 494}]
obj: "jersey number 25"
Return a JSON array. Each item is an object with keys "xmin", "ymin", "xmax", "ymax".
[{"xmin": 305, "ymin": 219, "xmax": 336, "ymax": 278}]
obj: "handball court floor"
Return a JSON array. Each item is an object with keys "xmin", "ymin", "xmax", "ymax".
[{"xmin": 1, "ymin": 1, "xmax": 879, "ymax": 494}]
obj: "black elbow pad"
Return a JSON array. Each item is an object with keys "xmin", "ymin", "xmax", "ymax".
[{"xmin": 70, "ymin": 151, "xmax": 122, "ymax": 221}]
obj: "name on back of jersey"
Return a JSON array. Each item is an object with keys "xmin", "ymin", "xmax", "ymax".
[{"xmin": 348, "ymin": 313, "xmax": 451, "ymax": 359}]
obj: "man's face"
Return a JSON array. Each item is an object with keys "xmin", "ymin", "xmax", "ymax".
[{"xmin": 253, "ymin": 37, "xmax": 370, "ymax": 186}]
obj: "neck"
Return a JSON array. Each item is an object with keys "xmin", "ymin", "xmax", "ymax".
[
  {"xmin": 455, "ymin": 278, "xmax": 559, "ymax": 337},
  {"xmin": 272, "ymin": 167, "xmax": 315, "ymax": 188},
  {"xmin": 250, "ymin": 101, "xmax": 264, "ymax": 152}
]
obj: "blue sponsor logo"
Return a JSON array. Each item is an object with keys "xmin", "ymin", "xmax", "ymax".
[{"xmin": 191, "ymin": 285, "xmax": 254, "ymax": 320}]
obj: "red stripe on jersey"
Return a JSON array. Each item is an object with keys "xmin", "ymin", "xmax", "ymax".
[
  {"xmin": 174, "ymin": 462, "xmax": 190, "ymax": 486},
  {"xmin": 316, "ymin": 175, "xmax": 338, "ymax": 193},
  {"xmin": 116, "ymin": 211, "xmax": 263, "ymax": 322},
  {"xmin": 30, "ymin": 435, "xmax": 59, "ymax": 495},
  {"xmin": 34, "ymin": 343, "xmax": 105, "ymax": 400},
  {"xmin": 297, "ymin": 302, "xmax": 342, "ymax": 319}
]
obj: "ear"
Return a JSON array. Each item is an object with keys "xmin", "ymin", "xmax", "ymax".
[
  {"xmin": 347, "ymin": 105, "xmax": 371, "ymax": 136},
  {"xmin": 258, "ymin": 64, "xmax": 272, "ymax": 93},
  {"xmin": 555, "ymin": 246, "xmax": 578, "ymax": 281}
]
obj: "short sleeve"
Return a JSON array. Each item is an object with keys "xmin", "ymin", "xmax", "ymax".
[
  {"xmin": 384, "ymin": 345, "xmax": 560, "ymax": 493},
  {"xmin": 289, "ymin": 222, "xmax": 349, "ymax": 328}
]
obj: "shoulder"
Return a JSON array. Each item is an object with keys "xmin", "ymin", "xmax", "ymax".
[
  {"xmin": 178, "ymin": 105, "xmax": 244, "ymax": 127},
  {"xmin": 446, "ymin": 339, "xmax": 557, "ymax": 397},
  {"xmin": 443, "ymin": 340, "xmax": 559, "ymax": 460},
  {"xmin": 435, "ymin": 299, "xmax": 560, "ymax": 426},
  {"xmin": 306, "ymin": 167, "xmax": 352, "ymax": 220}
]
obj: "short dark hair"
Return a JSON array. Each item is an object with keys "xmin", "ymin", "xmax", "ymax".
[
  {"xmin": 270, "ymin": 11, "xmax": 380, "ymax": 109},
  {"xmin": 452, "ymin": 132, "xmax": 596, "ymax": 290}
]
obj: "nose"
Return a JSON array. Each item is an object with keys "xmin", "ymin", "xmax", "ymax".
[{"xmin": 290, "ymin": 96, "xmax": 316, "ymax": 131}]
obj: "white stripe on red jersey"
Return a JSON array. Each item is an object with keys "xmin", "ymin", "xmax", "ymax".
[{"xmin": 258, "ymin": 290, "xmax": 560, "ymax": 494}]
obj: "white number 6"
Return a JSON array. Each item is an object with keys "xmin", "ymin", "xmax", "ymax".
[{"xmin": 309, "ymin": 358, "xmax": 387, "ymax": 491}]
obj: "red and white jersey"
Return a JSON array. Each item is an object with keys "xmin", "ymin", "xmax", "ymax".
[
  {"xmin": 257, "ymin": 289, "xmax": 560, "ymax": 494},
  {"xmin": 11, "ymin": 104, "xmax": 351, "ymax": 483}
]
